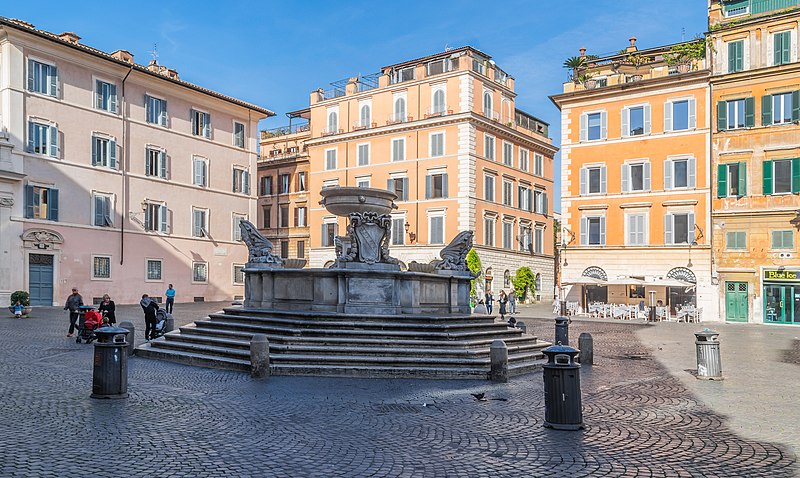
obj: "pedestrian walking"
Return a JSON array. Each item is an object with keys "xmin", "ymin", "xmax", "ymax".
[
  {"xmin": 508, "ymin": 290, "xmax": 517, "ymax": 314},
  {"xmin": 485, "ymin": 291, "xmax": 494, "ymax": 315},
  {"xmin": 63, "ymin": 288, "xmax": 84, "ymax": 337},
  {"xmin": 97, "ymin": 294, "xmax": 116, "ymax": 325},
  {"xmin": 140, "ymin": 294, "xmax": 160, "ymax": 342},
  {"xmin": 498, "ymin": 290, "xmax": 511, "ymax": 324},
  {"xmin": 165, "ymin": 284, "xmax": 176, "ymax": 314}
]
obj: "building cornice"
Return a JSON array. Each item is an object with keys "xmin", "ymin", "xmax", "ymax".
[{"xmin": 710, "ymin": 62, "xmax": 800, "ymax": 85}]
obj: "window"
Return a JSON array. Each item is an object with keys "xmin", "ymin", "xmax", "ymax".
[
  {"xmin": 325, "ymin": 149, "xmax": 337, "ymax": 170},
  {"xmin": 726, "ymin": 231, "xmax": 747, "ymax": 250},
  {"xmin": 145, "ymin": 95, "xmax": 168, "ymax": 127},
  {"xmin": 391, "ymin": 217, "xmax": 405, "ymax": 246},
  {"xmin": 629, "ymin": 286, "xmax": 645, "ymax": 299},
  {"xmin": 392, "ymin": 138, "xmax": 406, "ymax": 162},
  {"xmin": 279, "ymin": 205, "xmax": 289, "ymax": 228},
  {"xmin": 502, "ymin": 181, "xmax": 513, "ymax": 206},
  {"xmin": 580, "ymin": 166, "xmax": 607, "ymax": 195},
  {"xmin": 359, "ymin": 103, "xmax": 371, "ymax": 128},
  {"xmin": 146, "ymin": 259, "xmax": 162, "ymax": 281},
  {"xmin": 432, "ymin": 88, "xmax": 446, "ymax": 115},
  {"xmin": 484, "ymin": 135, "xmax": 495, "ymax": 160},
  {"xmin": 233, "ymin": 168, "xmax": 250, "ymax": 194},
  {"xmin": 234, "ymin": 122, "xmax": 245, "ymax": 148},
  {"xmin": 144, "ymin": 202, "xmax": 168, "ymax": 233},
  {"xmin": 92, "ymin": 136, "xmax": 117, "ymax": 169},
  {"xmin": 763, "ymin": 159, "xmax": 799, "ymax": 195},
  {"xmin": 27, "ymin": 120, "xmax": 59, "ymax": 157},
  {"xmin": 297, "ymin": 172, "xmax": 307, "ymax": 192},
  {"xmin": 294, "ymin": 207, "xmax": 307, "ymax": 227},
  {"xmin": 728, "ymin": 40, "xmax": 744, "ymax": 73},
  {"xmin": 520, "ymin": 225, "xmax": 532, "ymax": 252},
  {"xmin": 483, "ymin": 91, "xmax": 493, "ymax": 118},
  {"xmin": 429, "ymin": 213, "xmax": 445, "ymax": 244},
  {"xmin": 146, "ymin": 148, "xmax": 167, "ymax": 179},
  {"xmin": 665, "ymin": 158, "xmax": 696, "ymax": 190},
  {"xmin": 192, "ymin": 208, "xmax": 208, "ymax": 237},
  {"xmin": 24, "ymin": 185, "xmax": 59, "ymax": 221},
  {"xmin": 426, "ymin": 172, "xmax": 448, "ymax": 199},
  {"xmin": 627, "ymin": 214, "xmax": 646, "ymax": 246},
  {"xmin": 717, "ymin": 162, "xmax": 746, "ymax": 198},
  {"xmin": 356, "ymin": 177, "xmax": 370, "ymax": 188},
  {"xmin": 621, "ymin": 162, "xmax": 651, "ymax": 193},
  {"xmin": 321, "ymin": 222, "xmax": 338, "ymax": 247},
  {"xmin": 95, "ymin": 80, "xmax": 117, "ymax": 113},
  {"xmin": 357, "ymin": 143, "xmax": 370, "ymax": 166},
  {"xmin": 772, "ymin": 92, "xmax": 794, "ymax": 125},
  {"xmin": 666, "ymin": 99, "xmax": 696, "ymax": 132},
  {"xmin": 93, "ymin": 193, "xmax": 113, "ymax": 227},
  {"xmin": 92, "ymin": 256, "xmax": 111, "ymax": 279},
  {"xmin": 484, "ymin": 175, "xmax": 495, "ymax": 202},
  {"xmin": 502, "ymin": 222, "xmax": 513, "ymax": 249},
  {"xmin": 534, "ymin": 227, "xmax": 544, "ymax": 254},
  {"xmin": 472, "ymin": 59, "xmax": 486, "ymax": 75},
  {"xmin": 327, "ymin": 109, "xmax": 338, "ymax": 133},
  {"xmin": 535, "ymin": 153, "xmax": 545, "ymax": 176},
  {"xmin": 394, "ymin": 96, "xmax": 407, "ymax": 123},
  {"xmin": 427, "ymin": 58, "xmax": 454, "ymax": 76},
  {"xmin": 772, "ymin": 230, "xmax": 793, "ymax": 249},
  {"xmin": 773, "ymin": 30, "xmax": 792, "ymax": 66},
  {"xmin": 232, "ymin": 214, "xmax": 246, "ymax": 241},
  {"xmin": 191, "ymin": 109, "xmax": 212, "ymax": 138},
  {"xmin": 484, "ymin": 216, "xmax": 495, "ymax": 246},
  {"xmin": 280, "ymin": 241, "xmax": 289, "ymax": 259},
  {"xmin": 27, "ymin": 59, "xmax": 58, "ymax": 96},
  {"xmin": 580, "ymin": 216, "xmax": 606, "ymax": 246},
  {"xmin": 502, "ymin": 142, "xmax": 513, "ymax": 166},
  {"xmin": 297, "ymin": 241, "xmax": 305, "ymax": 259},
  {"xmin": 193, "ymin": 157, "xmax": 208, "ymax": 187},
  {"xmin": 262, "ymin": 206, "xmax": 271, "ymax": 229},
  {"xmin": 581, "ymin": 111, "xmax": 607, "ymax": 141},
  {"xmin": 279, "ymin": 174, "xmax": 291, "ymax": 194},
  {"xmin": 391, "ymin": 66, "xmax": 415, "ymax": 84},
  {"xmin": 664, "ymin": 212, "xmax": 695, "ymax": 244},
  {"xmin": 622, "ymin": 105, "xmax": 650, "ymax": 137},
  {"xmin": 518, "ymin": 186, "xmax": 532, "ymax": 212},
  {"xmin": 260, "ymin": 176, "xmax": 273, "ymax": 196},
  {"xmin": 430, "ymin": 132, "xmax": 444, "ymax": 157},
  {"xmin": 718, "ymin": 98, "xmax": 754, "ymax": 130},
  {"xmin": 519, "ymin": 149, "xmax": 530, "ymax": 172},
  {"xmin": 192, "ymin": 262, "xmax": 208, "ymax": 283},
  {"xmin": 387, "ymin": 177, "xmax": 409, "ymax": 201},
  {"xmin": 533, "ymin": 190, "xmax": 547, "ymax": 215},
  {"xmin": 233, "ymin": 264, "xmax": 245, "ymax": 285}
]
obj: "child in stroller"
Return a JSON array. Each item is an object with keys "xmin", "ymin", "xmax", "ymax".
[
  {"xmin": 76, "ymin": 306, "xmax": 103, "ymax": 344},
  {"xmin": 151, "ymin": 309, "xmax": 169, "ymax": 340}
]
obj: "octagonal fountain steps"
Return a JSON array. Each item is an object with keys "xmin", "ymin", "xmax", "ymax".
[{"xmin": 136, "ymin": 307, "xmax": 550, "ymax": 379}]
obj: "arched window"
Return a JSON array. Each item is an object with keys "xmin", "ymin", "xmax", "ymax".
[
  {"xmin": 535, "ymin": 273, "xmax": 542, "ymax": 293},
  {"xmin": 483, "ymin": 91, "xmax": 493, "ymax": 117},
  {"xmin": 360, "ymin": 104, "xmax": 371, "ymax": 127},
  {"xmin": 485, "ymin": 267, "xmax": 494, "ymax": 293},
  {"xmin": 394, "ymin": 97, "xmax": 406, "ymax": 123},
  {"xmin": 502, "ymin": 99, "xmax": 511, "ymax": 122},
  {"xmin": 433, "ymin": 89, "xmax": 445, "ymax": 114},
  {"xmin": 327, "ymin": 111, "xmax": 338, "ymax": 133},
  {"xmin": 504, "ymin": 270, "xmax": 511, "ymax": 287}
]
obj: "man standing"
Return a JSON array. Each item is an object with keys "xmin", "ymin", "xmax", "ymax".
[
  {"xmin": 485, "ymin": 291, "xmax": 494, "ymax": 315},
  {"xmin": 63, "ymin": 288, "xmax": 83, "ymax": 337},
  {"xmin": 508, "ymin": 290, "xmax": 517, "ymax": 315},
  {"xmin": 165, "ymin": 284, "xmax": 176, "ymax": 314},
  {"xmin": 140, "ymin": 294, "xmax": 160, "ymax": 342}
]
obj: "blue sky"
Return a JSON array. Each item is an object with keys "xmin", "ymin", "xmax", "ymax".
[{"xmin": 4, "ymin": 0, "xmax": 709, "ymax": 209}]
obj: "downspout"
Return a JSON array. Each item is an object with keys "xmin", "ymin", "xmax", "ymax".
[
  {"xmin": 120, "ymin": 66, "xmax": 133, "ymax": 265},
  {"xmin": 416, "ymin": 81, "xmax": 422, "ymax": 244},
  {"xmin": 707, "ymin": 36, "xmax": 716, "ymax": 299}
]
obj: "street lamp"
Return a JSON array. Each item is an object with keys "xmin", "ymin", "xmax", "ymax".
[{"xmin": 404, "ymin": 222, "xmax": 416, "ymax": 243}]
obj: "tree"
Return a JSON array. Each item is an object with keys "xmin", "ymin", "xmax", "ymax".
[
  {"xmin": 512, "ymin": 267, "xmax": 535, "ymax": 302},
  {"xmin": 466, "ymin": 249, "xmax": 482, "ymax": 298}
]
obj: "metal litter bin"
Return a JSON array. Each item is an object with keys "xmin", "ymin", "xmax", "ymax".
[
  {"xmin": 91, "ymin": 327, "xmax": 130, "ymax": 399},
  {"xmin": 555, "ymin": 316, "xmax": 569, "ymax": 345},
  {"xmin": 695, "ymin": 329, "xmax": 722, "ymax": 380},
  {"xmin": 542, "ymin": 344, "xmax": 583, "ymax": 430}
]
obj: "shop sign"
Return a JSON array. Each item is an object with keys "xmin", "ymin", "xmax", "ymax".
[{"xmin": 764, "ymin": 270, "xmax": 800, "ymax": 281}]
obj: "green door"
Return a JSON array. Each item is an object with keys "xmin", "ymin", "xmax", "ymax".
[{"xmin": 725, "ymin": 281, "xmax": 748, "ymax": 322}]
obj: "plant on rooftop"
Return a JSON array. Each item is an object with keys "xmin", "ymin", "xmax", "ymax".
[{"xmin": 664, "ymin": 37, "xmax": 711, "ymax": 71}]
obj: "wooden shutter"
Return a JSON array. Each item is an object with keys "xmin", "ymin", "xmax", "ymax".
[
  {"xmin": 600, "ymin": 166, "xmax": 607, "ymax": 193},
  {"xmin": 643, "ymin": 104, "xmax": 652, "ymax": 135},
  {"xmin": 579, "ymin": 168, "xmax": 587, "ymax": 195},
  {"xmin": 48, "ymin": 126, "xmax": 58, "ymax": 158},
  {"xmin": 442, "ymin": 173, "xmax": 449, "ymax": 198},
  {"xmin": 160, "ymin": 205, "xmax": 168, "ymax": 233},
  {"xmin": 50, "ymin": 66, "xmax": 58, "ymax": 97},
  {"xmin": 527, "ymin": 189, "xmax": 533, "ymax": 212},
  {"xmin": 688, "ymin": 157, "xmax": 696, "ymax": 188},
  {"xmin": 792, "ymin": 158, "xmax": 800, "ymax": 194},
  {"xmin": 644, "ymin": 162, "xmax": 651, "ymax": 191},
  {"xmin": 579, "ymin": 114, "xmax": 587, "ymax": 142},
  {"xmin": 621, "ymin": 164, "xmax": 629, "ymax": 193},
  {"xmin": 48, "ymin": 189, "xmax": 59, "ymax": 221},
  {"xmin": 27, "ymin": 59, "xmax": 35, "ymax": 91},
  {"xmin": 24, "ymin": 185, "xmax": 34, "ymax": 218},
  {"xmin": 763, "ymin": 160, "xmax": 773, "ymax": 195},
  {"xmin": 717, "ymin": 164, "xmax": 728, "ymax": 198},
  {"xmin": 109, "ymin": 140, "xmax": 117, "ymax": 169},
  {"xmin": 599, "ymin": 217, "xmax": 606, "ymax": 245},
  {"xmin": 745, "ymin": 97, "xmax": 755, "ymax": 128},
  {"xmin": 160, "ymin": 152, "xmax": 168, "ymax": 179},
  {"xmin": 688, "ymin": 98, "xmax": 696, "ymax": 129},
  {"xmin": 402, "ymin": 178, "xmax": 409, "ymax": 200},
  {"xmin": 160, "ymin": 100, "xmax": 168, "ymax": 127},
  {"xmin": 109, "ymin": 84, "xmax": 118, "ymax": 113},
  {"xmin": 688, "ymin": 213, "xmax": 696, "ymax": 243},
  {"xmin": 792, "ymin": 91, "xmax": 800, "ymax": 122},
  {"xmin": 717, "ymin": 101, "xmax": 727, "ymax": 131},
  {"xmin": 243, "ymin": 171, "xmax": 250, "ymax": 195},
  {"xmin": 738, "ymin": 162, "xmax": 747, "ymax": 196},
  {"xmin": 580, "ymin": 217, "xmax": 588, "ymax": 245},
  {"xmin": 387, "ymin": 179, "xmax": 394, "ymax": 194},
  {"xmin": 762, "ymin": 95, "xmax": 773, "ymax": 126},
  {"xmin": 600, "ymin": 111, "xmax": 608, "ymax": 139},
  {"xmin": 27, "ymin": 121, "xmax": 34, "ymax": 153},
  {"xmin": 664, "ymin": 101, "xmax": 672, "ymax": 132},
  {"xmin": 621, "ymin": 108, "xmax": 629, "ymax": 137},
  {"xmin": 664, "ymin": 160, "xmax": 673, "ymax": 190},
  {"xmin": 425, "ymin": 175, "xmax": 432, "ymax": 199},
  {"xmin": 543, "ymin": 192, "xmax": 548, "ymax": 216},
  {"xmin": 91, "ymin": 137, "xmax": 98, "ymax": 166},
  {"xmin": 664, "ymin": 215, "xmax": 673, "ymax": 245},
  {"xmin": 94, "ymin": 195, "xmax": 104, "ymax": 226}
]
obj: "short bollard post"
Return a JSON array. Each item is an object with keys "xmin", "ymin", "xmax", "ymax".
[
  {"xmin": 119, "ymin": 321, "xmax": 135, "ymax": 356},
  {"xmin": 695, "ymin": 329, "xmax": 722, "ymax": 380},
  {"xmin": 542, "ymin": 345, "xmax": 583, "ymax": 430},
  {"xmin": 555, "ymin": 317, "xmax": 569, "ymax": 346},
  {"xmin": 489, "ymin": 340, "xmax": 508, "ymax": 383},
  {"xmin": 578, "ymin": 332, "xmax": 593, "ymax": 365},
  {"xmin": 91, "ymin": 327, "xmax": 130, "ymax": 399},
  {"xmin": 560, "ymin": 300, "xmax": 567, "ymax": 316},
  {"xmin": 516, "ymin": 321, "xmax": 527, "ymax": 334},
  {"xmin": 250, "ymin": 334, "xmax": 270, "ymax": 379},
  {"xmin": 165, "ymin": 314, "xmax": 175, "ymax": 333}
]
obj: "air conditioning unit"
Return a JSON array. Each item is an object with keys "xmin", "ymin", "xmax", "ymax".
[{"xmin": 778, "ymin": 252, "xmax": 793, "ymax": 259}]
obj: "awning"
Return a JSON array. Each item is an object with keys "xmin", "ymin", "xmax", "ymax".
[
  {"xmin": 562, "ymin": 277, "xmax": 606, "ymax": 285},
  {"xmin": 649, "ymin": 278, "xmax": 695, "ymax": 287},
  {"xmin": 606, "ymin": 276, "xmax": 647, "ymax": 286}
]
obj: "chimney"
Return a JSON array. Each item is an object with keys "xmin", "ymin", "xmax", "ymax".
[
  {"xmin": 147, "ymin": 59, "xmax": 160, "ymax": 72},
  {"xmin": 579, "ymin": 47, "xmax": 586, "ymax": 57},
  {"xmin": 165, "ymin": 68, "xmax": 179, "ymax": 80},
  {"xmin": 111, "ymin": 49, "xmax": 134, "ymax": 64},
  {"xmin": 626, "ymin": 37, "xmax": 638, "ymax": 53},
  {"xmin": 58, "ymin": 32, "xmax": 81, "ymax": 44}
]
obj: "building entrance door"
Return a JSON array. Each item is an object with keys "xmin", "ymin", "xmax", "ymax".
[
  {"xmin": 764, "ymin": 284, "xmax": 800, "ymax": 324},
  {"xmin": 28, "ymin": 254, "xmax": 54, "ymax": 306},
  {"xmin": 725, "ymin": 282, "xmax": 748, "ymax": 322}
]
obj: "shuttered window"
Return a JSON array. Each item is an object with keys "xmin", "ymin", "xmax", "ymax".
[
  {"xmin": 774, "ymin": 31, "xmax": 791, "ymax": 66},
  {"xmin": 727, "ymin": 40, "xmax": 744, "ymax": 73},
  {"xmin": 27, "ymin": 59, "xmax": 58, "ymax": 96},
  {"xmin": 717, "ymin": 162, "xmax": 747, "ymax": 198},
  {"xmin": 24, "ymin": 185, "xmax": 59, "ymax": 221},
  {"xmin": 391, "ymin": 138, "xmax": 405, "ymax": 162}
]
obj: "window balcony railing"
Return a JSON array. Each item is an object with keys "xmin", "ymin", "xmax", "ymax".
[
  {"xmin": 424, "ymin": 106, "xmax": 453, "ymax": 119},
  {"xmin": 321, "ymin": 128, "xmax": 343, "ymax": 137},
  {"xmin": 482, "ymin": 109, "xmax": 500, "ymax": 122},
  {"xmin": 260, "ymin": 123, "xmax": 310, "ymax": 139},
  {"xmin": 386, "ymin": 113, "xmax": 413, "ymax": 125},
  {"xmin": 322, "ymin": 88, "xmax": 345, "ymax": 100},
  {"xmin": 352, "ymin": 121, "xmax": 377, "ymax": 131}
]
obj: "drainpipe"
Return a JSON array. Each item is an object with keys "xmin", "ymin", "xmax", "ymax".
[
  {"xmin": 707, "ymin": 37, "xmax": 716, "ymax": 303},
  {"xmin": 120, "ymin": 66, "xmax": 133, "ymax": 265}
]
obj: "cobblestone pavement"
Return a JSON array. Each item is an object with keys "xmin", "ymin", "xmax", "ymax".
[{"xmin": 0, "ymin": 304, "xmax": 797, "ymax": 477}]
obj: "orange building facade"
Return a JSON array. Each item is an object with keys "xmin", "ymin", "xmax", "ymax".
[{"xmin": 303, "ymin": 47, "xmax": 558, "ymax": 300}]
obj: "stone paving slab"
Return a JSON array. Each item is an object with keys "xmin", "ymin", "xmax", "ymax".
[{"xmin": 0, "ymin": 305, "xmax": 797, "ymax": 476}]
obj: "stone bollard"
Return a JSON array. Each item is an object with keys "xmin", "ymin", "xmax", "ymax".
[
  {"xmin": 119, "ymin": 321, "xmax": 135, "ymax": 356},
  {"xmin": 578, "ymin": 332, "xmax": 593, "ymax": 365},
  {"xmin": 516, "ymin": 321, "xmax": 527, "ymax": 334},
  {"xmin": 165, "ymin": 314, "xmax": 175, "ymax": 333},
  {"xmin": 490, "ymin": 340, "xmax": 509, "ymax": 383},
  {"xmin": 250, "ymin": 334, "xmax": 270, "ymax": 379}
]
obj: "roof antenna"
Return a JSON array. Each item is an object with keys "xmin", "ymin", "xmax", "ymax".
[
  {"xmin": 445, "ymin": 44, "xmax": 451, "ymax": 52},
  {"xmin": 150, "ymin": 43, "xmax": 159, "ymax": 64},
  {"xmin": 681, "ymin": 27, "xmax": 685, "ymax": 42}
]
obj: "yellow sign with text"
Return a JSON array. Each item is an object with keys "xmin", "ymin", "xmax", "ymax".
[{"xmin": 764, "ymin": 270, "xmax": 800, "ymax": 281}]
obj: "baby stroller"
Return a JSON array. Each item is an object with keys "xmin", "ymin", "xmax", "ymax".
[
  {"xmin": 77, "ymin": 308, "xmax": 103, "ymax": 344},
  {"xmin": 152, "ymin": 309, "xmax": 170, "ymax": 339}
]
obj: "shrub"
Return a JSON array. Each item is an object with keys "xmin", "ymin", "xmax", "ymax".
[
  {"xmin": 11, "ymin": 291, "xmax": 30, "ymax": 307},
  {"xmin": 512, "ymin": 267, "xmax": 535, "ymax": 302},
  {"xmin": 466, "ymin": 249, "xmax": 482, "ymax": 298}
]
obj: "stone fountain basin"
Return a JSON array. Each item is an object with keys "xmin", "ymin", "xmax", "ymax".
[{"xmin": 320, "ymin": 187, "xmax": 397, "ymax": 216}]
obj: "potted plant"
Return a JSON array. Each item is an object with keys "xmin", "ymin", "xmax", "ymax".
[
  {"xmin": 9, "ymin": 290, "xmax": 32, "ymax": 317},
  {"xmin": 664, "ymin": 37, "xmax": 709, "ymax": 74},
  {"xmin": 625, "ymin": 52, "xmax": 652, "ymax": 81},
  {"xmin": 578, "ymin": 72, "xmax": 598, "ymax": 89},
  {"xmin": 563, "ymin": 56, "xmax": 586, "ymax": 83}
]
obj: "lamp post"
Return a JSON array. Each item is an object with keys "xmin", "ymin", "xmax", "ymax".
[{"xmin": 648, "ymin": 290, "xmax": 657, "ymax": 322}]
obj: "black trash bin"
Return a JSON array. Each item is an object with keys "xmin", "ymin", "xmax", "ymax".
[
  {"xmin": 91, "ymin": 327, "xmax": 130, "ymax": 399},
  {"xmin": 554, "ymin": 317, "xmax": 569, "ymax": 346},
  {"xmin": 542, "ymin": 344, "xmax": 583, "ymax": 430}
]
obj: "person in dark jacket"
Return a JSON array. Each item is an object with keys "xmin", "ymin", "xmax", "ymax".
[
  {"xmin": 498, "ymin": 290, "xmax": 510, "ymax": 323},
  {"xmin": 98, "ymin": 294, "xmax": 116, "ymax": 325},
  {"xmin": 485, "ymin": 291, "xmax": 494, "ymax": 315},
  {"xmin": 140, "ymin": 294, "xmax": 159, "ymax": 341},
  {"xmin": 63, "ymin": 287, "xmax": 84, "ymax": 337}
]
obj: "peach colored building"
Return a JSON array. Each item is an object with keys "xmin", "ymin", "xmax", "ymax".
[
  {"xmin": 552, "ymin": 38, "xmax": 717, "ymax": 318},
  {"xmin": 304, "ymin": 47, "xmax": 557, "ymax": 300},
  {"xmin": 0, "ymin": 17, "xmax": 272, "ymax": 306}
]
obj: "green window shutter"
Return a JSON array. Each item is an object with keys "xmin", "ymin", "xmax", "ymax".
[
  {"xmin": 717, "ymin": 101, "xmax": 727, "ymax": 131},
  {"xmin": 792, "ymin": 91, "xmax": 800, "ymax": 122},
  {"xmin": 763, "ymin": 160, "xmax": 773, "ymax": 195},
  {"xmin": 717, "ymin": 164, "xmax": 728, "ymax": 198},
  {"xmin": 793, "ymin": 158, "xmax": 800, "ymax": 194},
  {"xmin": 745, "ymin": 97, "xmax": 755, "ymax": 128},
  {"xmin": 738, "ymin": 162, "xmax": 747, "ymax": 196},
  {"xmin": 774, "ymin": 32, "xmax": 783, "ymax": 66},
  {"xmin": 728, "ymin": 42, "xmax": 736, "ymax": 72},
  {"xmin": 762, "ymin": 95, "xmax": 773, "ymax": 126}
]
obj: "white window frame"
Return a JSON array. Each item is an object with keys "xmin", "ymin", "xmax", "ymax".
[
  {"xmin": 581, "ymin": 215, "xmax": 606, "ymax": 246},
  {"xmin": 325, "ymin": 148, "xmax": 337, "ymax": 170},
  {"xmin": 145, "ymin": 258, "xmax": 163, "ymax": 282},
  {"xmin": 502, "ymin": 141, "xmax": 513, "ymax": 166},
  {"xmin": 356, "ymin": 176, "xmax": 371, "ymax": 188},
  {"xmin": 91, "ymin": 133, "xmax": 117, "ymax": 169},
  {"xmin": 232, "ymin": 166, "xmax": 250, "ymax": 194},
  {"xmin": 192, "ymin": 261, "xmax": 209, "ymax": 284},
  {"xmin": 726, "ymin": 99, "xmax": 747, "ymax": 130},
  {"xmin": 192, "ymin": 156, "xmax": 209, "ymax": 187},
  {"xmin": 664, "ymin": 157, "xmax": 696, "ymax": 190},
  {"xmin": 393, "ymin": 92, "xmax": 407, "ymax": 123},
  {"xmin": 429, "ymin": 131, "xmax": 445, "ymax": 157},
  {"xmin": 232, "ymin": 213, "xmax": 247, "ymax": 241},
  {"xmin": 428, "ymin": 210, "xmax": 446, "ymax": 245},
  {"xmin": 192, "ymin": 207, "xmax": 209, "ymax": 238},
  {"xmin": 321, "ymin": 217, "xmax": 338, "ymax": 247},
  {"xmin": 581, "ymin": 110, "xmax": 607, "ymax": 142},
  {"xmin": 773, "ymin": 92, "xmax": 794, "ymax": 125},
  {"xmin": 484, "ymin": 174, "xmax": 496, "ymax": 202},
  {"xmin": 519, "ymin": 149, "xmax": 529, "ymax": 172},
  {"xmin": 664, "ymin": 97, "xmax": 696, "ymax": 132},
  {"xmin": 233, "ymin": 263, "xmax": 245, "ymax": 285},
  {"xmin": 391, "ymin": 137, "xmax": 406, "ymax": 162},
  {"xmin": 533, "ymin": 152, "xmax": 544, "ymax": 176},
  {"xmin": 358, "ymin": 99, "xmax": 372, "ymax": 128},
  {"xmin": 295, "ymin": 206, "xmax": 307, "ymax": 227},
  {"xmin": 431, "ymin": 85, "xmax": 447, "ymax": 115},
  {"xmin": 502, "ymin": 180, "xmax": 513, "ymax": 206},
  {"xmin": 191, "ymin": 108, "xmax": 212, "ymax": 138},
  {"xmin": 93, "ymin": 76, "xmax": 118, "ymax": 114},
  {"xmin": 233, "ymin": 121, "xmax": 246, "ymax": 148},
  {"xmin": 27, "ymin": 118, "xmax": 59, "ymax": 158},
  {"xmin": 357, "ymin": 142, "xmax": 371, "ymax": 166},
  {"xmin": 27, "ymin": 57, "xmax": 58, "ymax": 97},
  {"xmin": 145, "ymin": 146, "xmax": 168, "ymax": 179},
  {"xmin": 483, "ymin": 89, "xmax": 494, "ymax": 118},
  {"xmin": 621, "ymin": 160, "xmax": 651, "ymax": 193},
  {"xmin": 391, "ymin": 213, "xmax": 406, "ymax": 246},
  {"xmin": 483, "ymin": 215, "xmax": 496, "ymax": 247},
  {"xmin": 145, "ymin": 93, "xmax": 168, "ymax": 127},
  {"xmin": 502, "ymin": 221, "xmax": 513, "ymax": 249},
  {"xmin": 326, "ymin": 107, "xmax": 339, "ymax": 134},
  {"xmin": 621, "ymin": 104, "xmax": 651, "ymax": 137},
  {"xmin": 144, "ymin": 201, "xmax": 169, "ymax": 234},
  {"xmin": 664, "ymin": 211, "xmax": 696, "ymax": 245},
  {"xmin": 625, "ymin": 213, "xmax": 648, "ymax": 246},
  {"xmin": 92, "ymin": 191, "xmax": 114, "ymax": 227},
  {"xmin": 534, "ymin": 226, "xmax": 545, "ymax": 254},
  {"xmin": 91, "ymin": 255, "xmax": 112, "ymax": 280},
  {"xmin": 484, "ymin": 134, "xmax": 496, "ymax": 161}
]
